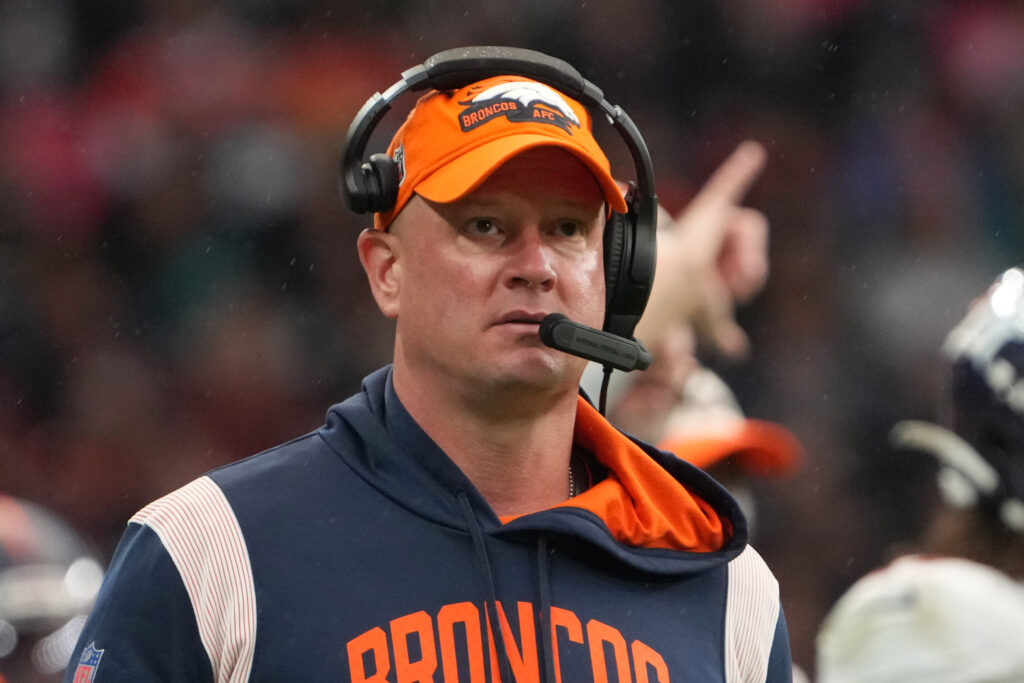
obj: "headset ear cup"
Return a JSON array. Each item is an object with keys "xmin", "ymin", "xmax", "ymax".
[
  {"xmin": 359, "ymin": 153, "xmax": 400, "ymax": 213},
  {"xmin": 603, "ymin": 212, "xmax": 627, "ymax": 328}
]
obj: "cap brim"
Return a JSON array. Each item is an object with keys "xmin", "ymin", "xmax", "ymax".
[
  {"xmin": 414, "ymin": 134, "xmax": 628, "ymax": 214},
  {"xmin": 660, "ymin": 418, "xmax": 804, "ymax": 477}
]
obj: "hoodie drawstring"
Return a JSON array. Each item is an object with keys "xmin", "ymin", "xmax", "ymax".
[
  {"xmin": 537, "ymin": 536, "xmax": 556, "ymax": 683},
  {"xmin": 457, "ymin": 490, "xmax": 514, "ymax": 683},
  {"xmin": 455, "ymin": 491, "xmax": 560, "ymax": 683}
]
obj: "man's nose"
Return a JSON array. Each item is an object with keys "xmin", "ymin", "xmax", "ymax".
[{"xmin": 505, "ymin": 228, "xmax": 556, "ymax": 291}]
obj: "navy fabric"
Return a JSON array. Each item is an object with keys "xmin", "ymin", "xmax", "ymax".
[
  {"xmin": 65, "ymin": 524, "xmax": 214, "ymax": 682},
  {"xmin": 66, "ymin": 366, "xmax": 790, "ymax": 681},
  {"xmin": 766, "ymin": 610, "xmax": 794, "ymax": 682}
]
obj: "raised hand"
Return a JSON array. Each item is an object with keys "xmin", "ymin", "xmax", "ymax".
[{"xmin": 635, "ymin": 140, "xmax": 769, "ymax": 361}]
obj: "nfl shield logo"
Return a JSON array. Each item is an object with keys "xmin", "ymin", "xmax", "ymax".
[{"xmin": 72, "ymin": 643, "xmax": 104, "ymax": 682}]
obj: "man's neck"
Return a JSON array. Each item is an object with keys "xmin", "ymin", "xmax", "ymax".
[{"xmin": 392, "ymin": 365, "xmax": 580, "ymax": 517}]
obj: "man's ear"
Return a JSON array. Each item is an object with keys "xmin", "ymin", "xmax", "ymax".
[{"xmin": 357, "ymin": 228, "xmax": 401, "ymax": 319}]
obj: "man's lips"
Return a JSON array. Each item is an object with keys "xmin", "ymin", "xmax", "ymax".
[{"xmin": 495, "ymin": 311, "xmax": 548, "ymax": 326}]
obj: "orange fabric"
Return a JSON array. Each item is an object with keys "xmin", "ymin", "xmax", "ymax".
[
  {"xmin": 659, "ymin": 419, "xmax": 804, "ymax": 478},
  {"xmin": 374, "ymin": 75, "xmax": 627, "ymax": 229},
  {"xmin": 553, "ymin": 397, "xmax": 728, "ymax": 553}
]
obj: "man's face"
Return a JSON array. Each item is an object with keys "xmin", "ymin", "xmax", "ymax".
[{"xmin": 386, "ymin": 146, "xmax": 607, "ymax": 399}]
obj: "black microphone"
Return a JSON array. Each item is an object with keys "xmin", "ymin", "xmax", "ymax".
[{"xmin": 539, "ymin": 313, "xmax": 651, "ymax": 372}]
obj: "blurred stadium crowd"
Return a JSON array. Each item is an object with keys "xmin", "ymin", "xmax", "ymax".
[{"xmin": 2, "ymin": 0, "xmax": 1023, "ymax": 675}]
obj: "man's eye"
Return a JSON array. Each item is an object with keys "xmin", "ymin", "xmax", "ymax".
[
  {"xmin": 467, "ymin": 218, "xmax": 499, "ymax": 235},
  {"xmin": 556, "ymin": 221, "xmax": 583, "ymax": 237}
]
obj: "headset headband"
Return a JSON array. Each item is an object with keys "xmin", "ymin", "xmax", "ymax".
[{"xmin": 341, "ymin": 46, "xmax": 655, "ymax": 218}]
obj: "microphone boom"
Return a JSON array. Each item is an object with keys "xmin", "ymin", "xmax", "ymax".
[{"xmin": 539, "ymin": 313, "xmax": 651, "ymax": 372}]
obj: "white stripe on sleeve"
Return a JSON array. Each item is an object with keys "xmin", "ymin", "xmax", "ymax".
[
  {"xmin": 724, "ymin": 545, "xmax": 781, "ymax": 683},
  {"xmin": 132, "ymin": 476, "xmax": 256, "ymax": 683}
]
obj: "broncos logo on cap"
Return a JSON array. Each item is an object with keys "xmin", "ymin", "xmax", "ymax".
[{"xmin": 458, "ymin": 81, "xmax": 581, "ymax": 133}]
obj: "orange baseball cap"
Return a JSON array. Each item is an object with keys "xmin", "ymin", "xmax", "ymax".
[
  {"xmin": 659, "ymin": 418, "xmax": 804, "ymax": 478},
  {"xmin": 373, "ymin": 75, "xmax": 628, "ymax": 230}
]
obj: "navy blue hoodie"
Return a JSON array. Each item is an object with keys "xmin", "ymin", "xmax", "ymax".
[{"xmin": 66, "ymin": 367, "xmax": 792, "ymax": 682}]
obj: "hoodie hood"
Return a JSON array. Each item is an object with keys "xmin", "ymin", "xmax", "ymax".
[
  {"xmin": 549, "ymin": 396, "xmax": 733, "ymax": 552},
  {"xmin": 319, "ymin": 367, "xmax": 748, "ymax": 576}
]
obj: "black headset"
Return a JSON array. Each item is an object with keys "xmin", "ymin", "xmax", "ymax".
[{"xmin": 339, "ymin": 45, "xmax": 657, "ymax": 344}]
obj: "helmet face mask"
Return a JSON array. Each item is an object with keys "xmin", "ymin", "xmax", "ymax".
[{"xmin": 941, "ymin": 267, "xmax": 1024, "ymax": 520}]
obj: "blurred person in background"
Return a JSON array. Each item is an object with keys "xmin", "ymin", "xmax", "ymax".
[
  {"xmin": 816, "ymin": 265, "xmax": 1024, "ymax": 682},
  {"xmin": 0, "ymin": 494, "xmax": 104, "ymax": 683},
  {"xmin": 583, "ymin": 139, "xmax": 808, "ymax": 683},
  {"xmin": 585, "ymin": 138, "xmax": 805, "ymax": 532}
]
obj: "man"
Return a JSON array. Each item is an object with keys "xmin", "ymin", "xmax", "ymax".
[
  {"xmin": 65, "ymin": 49, "xmax": 791, "ymax": 681},
  {"xmin": 816, "ymin": 266, "xmax": 1024, "ymax": 682}
]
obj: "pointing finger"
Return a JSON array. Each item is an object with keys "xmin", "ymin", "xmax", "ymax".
[{"xmin": 692, "ymin": 140, "xmax": 767, "ymax": 206}]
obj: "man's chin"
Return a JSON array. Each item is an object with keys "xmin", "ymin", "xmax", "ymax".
[{"xmin": 487, "ymin": 349, "xmax": 586, "ymax": 393}]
